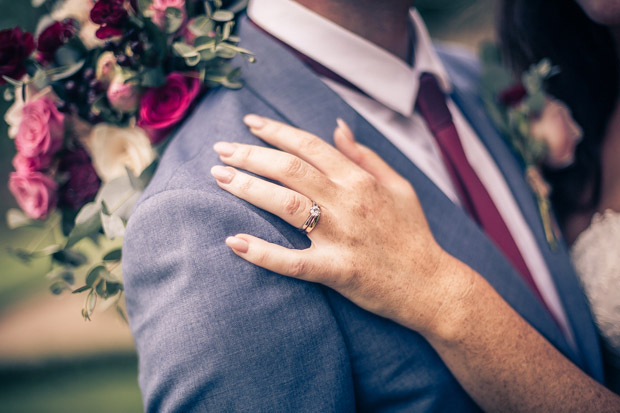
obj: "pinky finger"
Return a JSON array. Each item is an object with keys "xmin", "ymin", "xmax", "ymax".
[{"xmin": 226, "ymin": 234, "xmax": 317, "ymax": 280}]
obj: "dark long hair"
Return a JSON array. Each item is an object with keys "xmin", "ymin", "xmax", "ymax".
[{"xmin": 498, "ymin": 0, "xmax": 619, "ymax": 227}]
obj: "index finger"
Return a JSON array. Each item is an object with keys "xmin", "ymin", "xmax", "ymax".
[{"xmin": 243, "ymin": 114, "xmax": 362, "ymax": 180}]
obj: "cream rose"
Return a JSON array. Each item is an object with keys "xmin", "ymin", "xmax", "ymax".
[{"xmin": 84, "ymin": 124, "xmax": 156, "ymax": 182}]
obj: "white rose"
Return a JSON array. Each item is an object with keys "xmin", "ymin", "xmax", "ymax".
[{"xmin": 84, "ymin": 124, "xmax": 156, "ymax": 182}]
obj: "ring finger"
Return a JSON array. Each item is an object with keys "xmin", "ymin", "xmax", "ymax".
[{"xmin": 211, "ymin": 165, "xmax": 321, "ymax": 231}]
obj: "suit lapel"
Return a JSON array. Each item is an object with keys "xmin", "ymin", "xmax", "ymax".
[
  {"xmin": 237, "ymin": 18, "xmax": 601, "ymax": 378},
  {"xmin": 440, "ymin": 50, "xmax": 603, "ymax": 380}
]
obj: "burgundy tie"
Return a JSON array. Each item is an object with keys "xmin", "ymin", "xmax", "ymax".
[{"xmin": 416, "ymin": 73, "xmax": 551, "ymax": 310}]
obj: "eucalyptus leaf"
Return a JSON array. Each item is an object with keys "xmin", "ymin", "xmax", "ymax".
[
  {"xmin": 86, "ymin": 265, "xmax": 106, "ymax": 287},
  {"xmin": 101, "ymin": 212, "xmax": 126, "ymax": 239},
  {"xmin": 95, "ymin": 175, "xmax": 141, "ymax": 221},
  {"xmin": 54, "ymin": 43, "xmax": 84, "ymax": 66},
  {"xmin": 95, "ymin": 279, "xmax": 108, "ymax": 297},
  {"xmin": 66, "ymin": 202, "xmax": 102, "ymax": 249},
  {"xmin": 138, "ymin": 0, "xmax": 153, "ymax": 13},
  {"xmin": 72, "ymin": 285, "xmax": 90, "ymax": 294},
  {"xmin": 7, "ymin": 208, "xmax": 45, "ymax": 230},
  {"xmin": 185, "ymin": 54, "xmax": 202, "ymax": 66},
  {"xmin": 1, "ymin": 76, "xmax": 23, "ymax": 88},
  {"xmin": 83, "ymin": 289, "xmax": 97, "ymax": 320},
  {"xmin": 48, "ymin": 60, "xmax": 85, "ymax": 81},
  {"xmin": 215, "ymin": 45, "xmax": 237, "ymax": 59},
  {"xmin": 226, "ymin": 0, "xmax": 249, "ymax": 14},
  {"xmin": 140, "ymin": 67, "xmax": 166, "ymax": 87},
  {"xmin": 165, "ymin": 7, "xmax": 184, "ymax": 34},
  {"xmin": 3, "ymin": 88, "xmax": 14, "ymax": 102},
  {"xmin": 173, "ymin": 42, "xmax": 198, "ymax": 58},
  {"xmin": 52, "ymin": 249, "xmax": 88, "ymax": 267},
  {"xmin": 103, "ymin": 249, "xmax": 122, "ymax": 262},
  {"xmin": 50, "ymin": 281, "xmax": 68, "ymax": 295},
  {"xmin": 212, "ymin": 10, "xmax": 234, "ymax": 22},
  {"xmin": 6, "ymin": 247, "xmax": 35, "ymax": 263},
  {"xmin": 189, "ymin": 16, "xmax": 215, "ymax": 37}
]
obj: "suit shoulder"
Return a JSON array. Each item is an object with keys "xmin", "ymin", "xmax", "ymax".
[{"xmin": 435, "ymin": 42, "xmax": 482, "ymax": 94}]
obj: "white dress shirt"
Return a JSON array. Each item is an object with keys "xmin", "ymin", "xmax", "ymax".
[{"xmin": 248, "ymin": 0, "xmax": 574, "ymax": 343}]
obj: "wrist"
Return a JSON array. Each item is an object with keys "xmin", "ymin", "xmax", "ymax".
[{"xmin": 398, "ymin": 247, "xmax": 479, "ymax": 342}]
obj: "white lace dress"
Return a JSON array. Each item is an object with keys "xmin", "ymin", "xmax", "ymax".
[{"xmin": 571, "ymin": 210, "xmax": 620, "ymax": 371}]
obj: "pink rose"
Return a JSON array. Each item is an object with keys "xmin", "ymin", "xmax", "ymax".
[
  {"xmin": 15, "ymin": 97, "xmax": 65, "ymax": 159},
  {"xmin": 9, "ymin": 171, "xmax": 58, "ymax": 220},
  {"xmin": 530, "ymin": 98, "xmax": 583, "ymax": 169},
  {"xmin": 138, "ymin": 72, "xmax": 201, "ymax": 144},
  {"xmin": 149, "ymin": 0, "xmax": 186, "ymax": 31},
  {"xmin": 12, "ymin": 152, "xmax": 53, "ymax": 173},
  {"xmin": 107, "ymin": 74, "xmax": 141, "ymax": 113}
]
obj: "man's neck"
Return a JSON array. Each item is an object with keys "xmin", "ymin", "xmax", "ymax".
[{"xmin": 293, "ymin": 0, "xmax": 414, "ymax": 62}]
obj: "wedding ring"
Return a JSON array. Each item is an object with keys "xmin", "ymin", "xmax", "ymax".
[{"xmin": 299, "ymin": 202, "xmax": 321, "ymax": 234}]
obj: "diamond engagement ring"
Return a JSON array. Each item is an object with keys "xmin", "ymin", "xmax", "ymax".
[{"xmin": 299, "ymin": 202, "xmax": 321, "ymax": 234}]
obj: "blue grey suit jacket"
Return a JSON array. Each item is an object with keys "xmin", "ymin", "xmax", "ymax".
[{"xmin": 123, "ymin": 17, "xmax": 604, "ymax": 412}]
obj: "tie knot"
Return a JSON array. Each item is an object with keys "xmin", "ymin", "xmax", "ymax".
[{"xmin": 416, "ymin": 73, "xmax": 453, "ymax": 134}]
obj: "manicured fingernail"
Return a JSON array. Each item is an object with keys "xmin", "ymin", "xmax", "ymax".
[
  {"xmin": 226, "ymin": 236, "xmax": 249, "ymax": 253},
  {"xmin": 336, "ymin": 118, "xmax": 355, "ymax": 142},
  {"xmin": 213, "ymin": 142, "xmax": 236, "ymax": 157},
  {"xmin": 244, "ymin": 114, "xmax": 266, "ymax": 129},
  {"xmin": 211, "ymin": 165, "xmax": 235, "ymax": 184}
]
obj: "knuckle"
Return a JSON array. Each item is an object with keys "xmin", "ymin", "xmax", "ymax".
[
  {"xmin": 237, "ymin": 145, "xmax": 254, "ymax": 162},
  {"xmin": 298, "ymin": 135, "xmax": 321, "ymax": 155},
  {"xmin": 283, "ymin": 156, "xmax": 306, "ymax": 178},
  {"xmin": 237, "ymin": 175, "xmax": 253, "ymax": 193},
  {"xmin": 283, "ymin": 193, "xmax": 305, "ymax": 217},
  {"xmin": 289, "ymin": 257, "xmax": 308, "ymax": 277}
]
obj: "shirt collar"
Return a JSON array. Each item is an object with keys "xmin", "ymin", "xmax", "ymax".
[{"xmin": 247, "ymin": 0, "xmax": 452, "ymax": 117}]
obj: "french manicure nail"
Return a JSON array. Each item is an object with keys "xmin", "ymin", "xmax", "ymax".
[
  {"xmin": 226, "ymin": 236, "xmax": 249, "ymax": 253},
  {"xmin": 211, "ymin": 166, "xmax": 235, "ymax": 184},
  {"xmin": 244, "ymin": 114, "xmax": 266, "ymax": 129},
  {"xmin": 213, "ymin": 142, "xmax": 236, "ymax": 157},
  {"xmin": 336, "ymin": 118, "xmax": 355, "ymax": 142}
]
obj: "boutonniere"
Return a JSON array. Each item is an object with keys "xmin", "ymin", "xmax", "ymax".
[{"xmin": 480, "ymin": 44, "xmax": 583, "ymax": 249}]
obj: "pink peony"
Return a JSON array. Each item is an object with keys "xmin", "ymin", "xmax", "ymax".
[
  {"xmin": 137, "ymin": 72, "xmax": 201, "ymax": 144},
  {"xmin": 149, "ymin": 0, "xmax": 186, "ymax": 31},
  {"xmin": 12, "ymin": 152, "xmax": 53, "ymax": 173},
  {"xmin": 15, "ymin": 97, "xmax": 65, "ymax": 159},
  {"xmin": 107, "ymin": 74, "xmax": 141, "ymax": 113},
  {"xmin": 9, "ymin": 171, "xmax": 58, "ymax": 220}
]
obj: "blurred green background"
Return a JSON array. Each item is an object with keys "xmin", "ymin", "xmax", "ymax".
[{"xmin": 0, "ymin": 1, "xmax": 493, "ymax": 412}]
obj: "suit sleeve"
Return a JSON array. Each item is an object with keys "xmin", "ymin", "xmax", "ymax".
[{"xmin": 122, "ymin": 188, "xmax": 355, "ymax": 412}]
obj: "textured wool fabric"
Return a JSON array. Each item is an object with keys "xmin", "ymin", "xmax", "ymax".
[{"xmin": 122, "ymin": 16, "xmax": 603, "ymax": 412}]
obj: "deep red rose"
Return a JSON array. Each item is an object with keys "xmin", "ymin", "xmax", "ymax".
[
  {"xmin": 137, "ymin": 73, "xmax": 201, "ymax": 144},
  {"xmin": 58, "ymin": 148, "xmax": 101, "ymax": 210},
  {"xmin": 90, "ymin": 0, "xmax": 127, "ymax": 25},
  {"xmin": 499, "ymin": 83, "xmax": 527, "ymax": 107},
  {"xmin": 0, "ymin": 27, "xmax": 35, "ymax": 85},
  {"xmin": 37, "ymin": 19, "xmax": 79, "ymax": 64},
  {"xmin": 90, "ymin": 0, "xmax": 127, "ymax": 39},
  {"xmin": 95, "ymin": 25, "xmax": 124, "ymax": 39}
]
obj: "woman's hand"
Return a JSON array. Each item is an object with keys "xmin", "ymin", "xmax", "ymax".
[{"xmin": 211, "ymin": 114, "xmax": 473, "ymax": 336}]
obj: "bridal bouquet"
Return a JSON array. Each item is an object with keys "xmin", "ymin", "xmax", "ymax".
[{"xmin": 2, "ymin": 0, "xmax": 251, "ymax": 320}]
